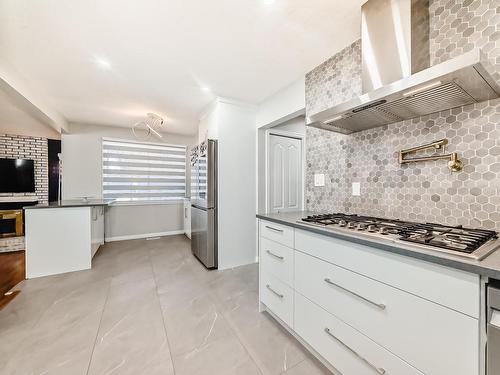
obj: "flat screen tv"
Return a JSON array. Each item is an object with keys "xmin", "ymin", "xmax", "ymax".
[{"xmin": 0, "ymin": 158, "xmax": 35, "ymax": 193}]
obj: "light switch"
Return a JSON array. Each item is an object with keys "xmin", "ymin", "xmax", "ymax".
[
  {"xmin": 352, "ymin": 182, "xmax": 361, "ymax": 196},
  {"xmin": 314, "ymin": 173, "xmax": 325, "ymax": 187}
]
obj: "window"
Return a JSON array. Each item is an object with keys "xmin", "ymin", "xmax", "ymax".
[{"xmin": 102, "ymin": 138, "xmax": 186, "ymax": 203}]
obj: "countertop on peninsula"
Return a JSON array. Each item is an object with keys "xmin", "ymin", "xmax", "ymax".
[
  {"xmin": 24, "ymin": 199, "xmax": 114, "ymax": 209},
  {"xmin": 257, "ymin": 211, "xmax": 500, "ymax": 280}
]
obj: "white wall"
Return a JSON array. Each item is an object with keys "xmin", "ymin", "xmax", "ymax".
[
  {"xmin": 62, "ymin": 123, "xmax": 197, "ymax": 240},
  {"xmin": 255, "ymin": 78, "xmax": 306, "ymax": 215},
  {"xmin": 201, "ymin": 98, "xmax": 257, "ymax": 269},
  {"xmin": 255, "ymin": 77, "xmax": 305, "ymax": 129},
  {"xmin": 198, "ymin": 102, "xmax": 219, "ymax": 143},
  {"xmin": 105, "ymin": 204, "xmax": 184, "ymax": 241},
  {"xmin": 272, "ymin": 115, "xmax": 306, "ymax": 135}
]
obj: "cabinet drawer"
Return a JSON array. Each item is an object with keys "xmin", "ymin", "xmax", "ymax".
[
  {"xmin": 259, "ymin": 220, "xmax": 294, "ymax": 248},
  {"xmin": 295, "ymin": 292, "xmax": 424, "ymax": 375},
  {"xmin": 260, "ymin": 237, "xmax": 294, "ymax": 287},
  {"xmin": 260, "ymin": 271, "xmax": 293, "ymax": 328},
  {"xmin": 295, "ymin": 229, "xmax": 480, "ymax": 318},
  {"xmin": 295, "ymin": 251, "xmax": 479, "ymax": 375}
]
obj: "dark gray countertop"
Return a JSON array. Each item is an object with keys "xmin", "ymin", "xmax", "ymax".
[
  {"xmin": 257, "ymin": 211, "xmax": 500, "ymax": 280},
  {"xmin": 24, "ymin": 199, "xmax": 114, "ymax": 209}
]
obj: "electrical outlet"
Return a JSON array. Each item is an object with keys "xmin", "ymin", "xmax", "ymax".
[
  {"xmin": 314, "ymin": 173, "xmax": 325, "ymax": 187},
  {"xmin": 352, "ymin": 182, "xmax": 361, "ymax": 196}
]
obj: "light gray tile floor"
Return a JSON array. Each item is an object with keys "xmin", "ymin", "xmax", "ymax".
[{"xmin": 0, "ymin": 235, "xmax": 331, "ymax": 375}]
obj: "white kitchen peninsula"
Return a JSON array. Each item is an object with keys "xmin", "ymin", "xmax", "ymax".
[{"xmin": 24, "ymin": 200, "xmax": 111, "ymax": 278}]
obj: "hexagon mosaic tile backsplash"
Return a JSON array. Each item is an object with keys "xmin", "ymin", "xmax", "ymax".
[{"xmin": 305, "ymin": 0, "xmax": 500, "ymax": 231}]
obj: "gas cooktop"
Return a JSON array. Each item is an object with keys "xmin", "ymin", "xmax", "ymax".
[{"xmin": 299, "ymin": 213, "xmax": 499, "ymax": 260}]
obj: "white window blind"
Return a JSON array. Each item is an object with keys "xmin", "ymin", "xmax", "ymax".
[{"xmin": 102, "ymin": 138, "xmax": 186, "ymax": 203}]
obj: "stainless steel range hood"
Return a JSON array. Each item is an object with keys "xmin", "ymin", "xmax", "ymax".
[{"xmin": 307, "ymin": 0, "xmax": 500, "ymax": 134}]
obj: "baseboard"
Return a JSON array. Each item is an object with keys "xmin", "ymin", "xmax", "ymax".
[
  {"xmin": 218, "ymin": 259, "xmax": 259, "ymax": 271},
  {"xmin": 105, "ymin": 230, "xmax": 185, "ymax": 242}
]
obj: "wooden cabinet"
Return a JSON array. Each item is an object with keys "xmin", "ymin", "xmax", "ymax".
[{"xmin": 258, "ymin": 219, "xmax": 481, "ymax": 375}]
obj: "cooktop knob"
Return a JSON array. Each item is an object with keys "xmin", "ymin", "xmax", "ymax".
[
  {"xmin": 338, "ymin": 220, "xmax": 347, "ymax": 227},
  {"xmin": 367, "ymin": 225, "xmax": 378, "ymax": 232}
]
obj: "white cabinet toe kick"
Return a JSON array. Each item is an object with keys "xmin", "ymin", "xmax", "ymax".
[{"xmin": 258, "ymin": 218, "xmax": 482, "ymax": 375}]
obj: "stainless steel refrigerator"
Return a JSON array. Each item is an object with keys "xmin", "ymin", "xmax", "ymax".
[{"xmin": 190, "ymin": 140, "xmax": 218, "ymax": 269}]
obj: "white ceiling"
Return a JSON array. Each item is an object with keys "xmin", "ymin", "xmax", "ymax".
[
  {"xmin": 0, "ymin": 79, "xmax": 60, "ymax": 138},
  {"xmin": 0, "ymin": 0, "xmax": 365, "ymax": 135}
]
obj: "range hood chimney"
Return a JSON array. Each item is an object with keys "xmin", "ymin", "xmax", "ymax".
[
  {"xmin": 307, "ymin": 0, "xmax": 500, "ymax": 134},
  {"xmin": 361, "ymin": 0, "xmax": 430, "ymax": 92}
]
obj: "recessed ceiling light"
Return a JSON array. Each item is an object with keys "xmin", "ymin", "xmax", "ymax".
[
  {"xmin": 94, "ymin": 57, "xmax": 112, "ymax": 70},
  {"xmin": 263, "ymin": 0, "xmax": 275, "ymax": 4},
  {"xmin": 201, "ymin": 86, "xmax": 211, "ymax": 92}
]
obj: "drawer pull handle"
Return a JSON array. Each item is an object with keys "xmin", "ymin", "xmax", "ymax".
[
  {"xmin": 324, "ymin": 278, "xmax": 386, "ymax": 310},
  {"xmin": 266, "ymin": 284, "xmax": 284, "ymax": 298},
  {"xmin": 265, "ymin": 225, "xmax": 283, "ymax": 233},
  {"xmin": 324, "ymin": 328, "xmax": 386, "ymax": 375},
  {"xmin": 266, "ymin": 250, "xmax": 284, "ymax": 260}
]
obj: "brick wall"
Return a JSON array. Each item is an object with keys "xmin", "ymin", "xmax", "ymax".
[{"xmin": 0, "ymin": 134, "xmax": 48, "ymax": 204}]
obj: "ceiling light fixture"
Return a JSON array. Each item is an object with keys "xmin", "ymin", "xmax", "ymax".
[
  {"xmin": 132, "ymin": 113, "xmax": 165, "ymax": 140},
  {"xmin": 201, "ymin": 86, "xmax": 211, "ymax": 92}
]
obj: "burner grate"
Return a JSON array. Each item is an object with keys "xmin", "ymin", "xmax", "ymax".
[
  {"xmin": 399, "ymin": 223, "xmax": 498, "ymax": 254},
  {"xmin": 302, "ymin": 214, "xmax": 415, "ymax": 232},
  {"xmin": 301, "ymin": 214, "xmax": 498, "ymax": 254}
]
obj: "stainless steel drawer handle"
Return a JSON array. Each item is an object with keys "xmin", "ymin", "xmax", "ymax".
[
  {"xmin": 324, "ymin": 278, "xmax": 386, "ymax": 310},
  {"xmin": 265, "ymin": 225, "xmax": 283, "ymax": 233},
  {"xmin": 324, "ymin": 328, "xmax": 386, "ymax": 375},
  {"xmin": 266, "ymin": 250, "xmax": 284, "ymax": 260},
  {"xmin": 266, "ymin": 284, "xmax": 284, "ymax": 298}
]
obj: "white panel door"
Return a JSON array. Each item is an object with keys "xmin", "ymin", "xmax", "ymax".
[{"xmin": 268, "ymin": 134, "xmax": 302, "ymax": 213}]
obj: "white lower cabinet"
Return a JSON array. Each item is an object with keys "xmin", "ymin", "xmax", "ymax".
[
  {"xmin": 91, "ymin": 206, "xmax": 104, "ymax": 258},
  {"xmin": 295, "ymin": 250, "xmax": 479, "ymax": 375},
  {"xmin": 258, "ymin": 219, "xmax": 480, "ymax": 375},
  {"xmin": 260, "ymin": 237, "xmax": 294, "ymax": 287},
  {"xmin": 295, "ymin": 292, "xmax": 424, "ymax": 375},
  {"xmin": 260, "ymin": 271, "xmax": 294, "ymax": 327},
  {"xmin": 294, "ymin": 229, "xmax": 479, "ymax": 318},
  {"xmin": 259, "ymin": 220, "xmax": 294, "ymax": 248}
]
